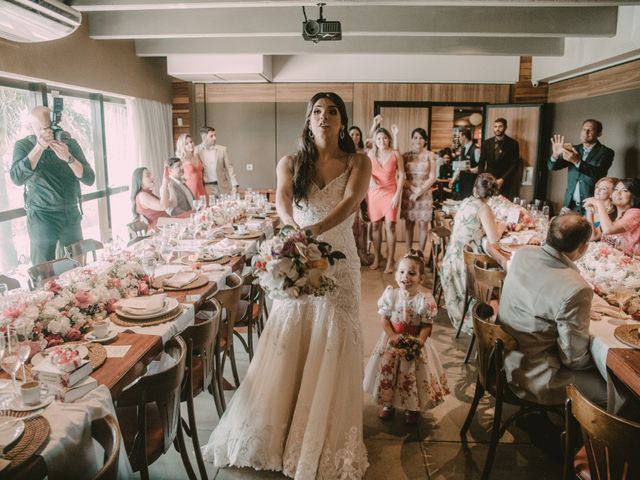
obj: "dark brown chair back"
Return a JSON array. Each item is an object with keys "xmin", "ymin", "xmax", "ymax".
[
  {"xmin": 463, "ymin": 245, "xmax": 491, "ymax": 298},
  {"xmin": 564, "ymin": 384, "xmax": 640, "ymax": 480},
  {"xmin": 127, "ymin": 221, "xmax": 149, "ymax": 240},
  {"xmin": 214, "ymin": 273, "xmax": 243, "ymax": 338},
  {"xmin": 116, "ymin": 336, "xmax": 187, "ymax": 468},
  {"xmin": 27, "ymin": 257, "xmax": 79, "ymax": 290},
  {"xmin": 0, "ymin": 274, "xmax": 21, "ymax": 291},
  {"xmin": 91, "ymin": 414, "xmax": 121, "ymax": 480},
  {"xmin": 180, "ymin": 299, "xmax": 222, "ymax": 397},
  {"xmin": 472, "ymin": 258, "xmax": 505, "ymax": 304},
  {"xmin": 472, "ymin": 302, "xmax": 518, "ymax": 394},
  {"xmin": 65, "ymin": 239, "xmax": 104, "ymax": 266}
]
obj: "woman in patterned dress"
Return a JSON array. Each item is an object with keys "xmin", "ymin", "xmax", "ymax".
[
  {"xmin": 440, "ymin": 173, "xmax": 506, "ymax": 332},
  {"xmin": 400, "ymin": 128, "xmax": 438, "ymax": 253}
]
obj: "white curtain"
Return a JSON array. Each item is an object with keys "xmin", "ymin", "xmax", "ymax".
[{"xmin": 125, "ymin": 97, "xmax": 173, "ymax": 194}]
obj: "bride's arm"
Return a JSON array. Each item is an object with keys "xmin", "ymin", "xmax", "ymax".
[
  {"xmin": 308, "ymin": 153, "xmax": 372, "ymax": 236},
  {"xmin": 275, "ymin": 155, "xmax": 299, "ymax": 228}
]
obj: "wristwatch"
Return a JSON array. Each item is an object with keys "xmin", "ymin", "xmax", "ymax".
[{"xmin": 67, "ymin": 155, "xmax": 76, "ymax": 165}]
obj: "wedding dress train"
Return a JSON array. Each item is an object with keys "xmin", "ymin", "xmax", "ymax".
[{"xmin": 202, "ymin": 168, "xmax": 369, "ymax": 479}]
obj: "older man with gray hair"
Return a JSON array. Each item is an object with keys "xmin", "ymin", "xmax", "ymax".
[{"xmin": 10, "ymin": 106, "xmax": 95, "ymax": 264}]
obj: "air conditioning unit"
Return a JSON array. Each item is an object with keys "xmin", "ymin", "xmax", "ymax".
[{"xmin": 0, "ymin": 0, "xmax": 81, "ymax": 43}]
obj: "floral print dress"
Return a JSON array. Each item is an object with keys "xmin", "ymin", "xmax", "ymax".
[
  {"xmin": 440, "ymin": 196, "xmax": 486, "ymax": 333},
  {"xmin": 363, "ymin": 286, "xmax": 450, "ymax": 413}
]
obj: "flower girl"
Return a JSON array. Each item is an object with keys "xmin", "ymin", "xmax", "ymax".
[{"xmin": 363, "ymin": 250, "xmax": 450, "ymax": 424}]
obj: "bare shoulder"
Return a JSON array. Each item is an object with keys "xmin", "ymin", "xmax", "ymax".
[
  {"xmin": 277, "ymin": 154, "xmax": 295, "ymax": 172},
  {"xmin": 350, "ymin": 152, "xmax": 371, "ymax": 171}
]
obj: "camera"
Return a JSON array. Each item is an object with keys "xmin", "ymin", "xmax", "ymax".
[{"xmin": 50, "ymin": 97, "xmax": 71, "ymax": 144}]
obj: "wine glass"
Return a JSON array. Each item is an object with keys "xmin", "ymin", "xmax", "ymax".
[
  {"xmin": 0, "ymin": 329, "xmax": 21, "ymax": 403},
  {"xmin": 0, "ymin": 283, "xmax": 7, "ymax": 297},
  {"xmin": 633, "ymin": 243, "xmax": 640, "ymax": 261},
  {"xmin": 141, "ymin": 255, "xmax": 157, "ymax": 282},
  {"xmin": 160, "ymin": 241, "xmax": 172, "ymax": 265},
  {"xmin": 15, "ymin": 325, "xmax": 31, "ymax": 383}
]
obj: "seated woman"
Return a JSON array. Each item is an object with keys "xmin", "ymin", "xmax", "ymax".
[
  {"xmin": 440, "ymin": 173, "xmax": 506, "ymax": 331},
  {"xmin": 584, "ymin": 176, "xmax": 618, "ymax": 241},
  {"xmin": 584, "ymin": 178, "xmax": 640, "ymax": 255},
  {"xmin": 130, "ymin": 166, "xmax": 171, "ymax": 229}
]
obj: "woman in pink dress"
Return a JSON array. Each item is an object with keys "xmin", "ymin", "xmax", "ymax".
[
  {"xmin": 368, "ymin": 127, "xmax": 405, "ymax": 273},
  {"xmin": 175, "ymin": 133, "xmax": 206, "ymax": 202}
]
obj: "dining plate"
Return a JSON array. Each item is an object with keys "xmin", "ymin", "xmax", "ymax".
[
  {"xmin": 224, "ymin": 231, "xmax": 262, "ymax": 240},
  {"xmin": 8, "ymin": 394, "xmax": 54, "ymax": 412},
  {"xmin": 31, "ymin": 345, "xmax": 89, "ymax": 367},
  {"xmin": 116, "ymin": 297, "xmax": 179, "ymax": 320},
  {"xmin": 84, "ymin": 329, "xmax": 119, "ymax": 343},
  {"xmin": 614, "ymin": 324, "xmax": 640, "ymax": 349},
  {"xmin": 0, "ymin": 416, "xmax": 24, "ymax": 451}
]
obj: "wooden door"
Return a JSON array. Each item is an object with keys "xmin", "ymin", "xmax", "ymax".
[{"xmin": 377, "ymin": 106, "xmax": 430, "ymax": 244}]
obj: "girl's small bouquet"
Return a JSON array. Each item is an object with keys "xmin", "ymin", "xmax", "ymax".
[
  {"xmin": 252, "ymin": 225, "xmax": 346, "ymax": 300},
  {"xmin": 393, "ymin": 335, "xmax": 423, "ymax": 361}
]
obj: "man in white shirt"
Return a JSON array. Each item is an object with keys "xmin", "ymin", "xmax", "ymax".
[
  {"xmin": 166, "ymin": 157, "xmax": 194, "ymax": 216},
  {"xmin": 195, "ymin": 126, "xmax": 239, "ymax": 197}
]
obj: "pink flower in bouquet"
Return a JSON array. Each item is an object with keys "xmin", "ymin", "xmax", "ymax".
[
  {"xmin": 74, "ymin": 290, "xmax": 93, "ymax": 309},
  {"xmin": 3, "ymin": 304, "xmax": 26, "ymax": 320},
  {"xmin": 47, "ymin": 335, "xmax": 64, "ymax": 348},
  {"xmin": 137, "ymin": 280, "xmax": 150, "ymax": 296},
  {"xmin": 45, "ymin": 280, "xmax": 62, "ymax": 293},
  {"xmin": 597, "ymin": 247, "xmax": 611, "ymax": 258},
  {"xmin": 65, "ymin": 327, "xmax": 82, "ymax": 341},
  {"xmin": 619, "ymin": 256, "xmax": 632, "ymax": 267},
  {"xmin": 111, "ymin": 278, "xmax": 122, "ymax": 289},
  {"xmin": 106, "ymin": 298, "xmax": 118, "ymax": 313}
]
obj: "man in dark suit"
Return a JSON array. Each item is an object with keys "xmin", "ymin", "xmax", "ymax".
[
  {"xmin": 548, "ymin": 119, "xmax": 614, "ymax": 212},
  {"xmin": 479, "ymin": 117, "xmax": 520, "ymax": 199},
  {"xmin": 449, "ymin": 128, "xmax": 479, "ymax": 199}
]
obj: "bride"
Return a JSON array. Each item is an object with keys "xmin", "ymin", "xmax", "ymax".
[{"xmin": 202, "ymin": 92, "xmax": 371, "ymax": 479}]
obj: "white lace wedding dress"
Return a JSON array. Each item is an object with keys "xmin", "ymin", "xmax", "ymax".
[{"xmin": 202, "ymin": 167, "xmax": 369, "ymax": 479}]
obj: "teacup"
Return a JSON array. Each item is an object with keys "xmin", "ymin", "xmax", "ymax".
[
  {"xmin": 235, "ymin": 224, "xmax": 248, "ymax": 235},
  {"xmin": 20, "ymin": 381, "xmax": 42, "ymax": 405},
  {"xmin": 93, "ymin": 319, "xmax": 110, "ymax": 339}
]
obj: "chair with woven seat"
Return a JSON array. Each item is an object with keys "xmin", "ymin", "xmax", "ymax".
[
  {"xmin": 564, "ymin": 383, "xmax": 640, "ymax": 480},
  {"xmin": 90, "ymin": 414, "xmax": 121, "ymax": 480},
  {"xmin": 27, "ymin": 257, "xmax": 79, "ymax": 290},
  {"xmin": 463, "ymin": 257, "xmax": 506, "ymax": 364},
  {"xmin": 179, "ymin": 299, "xmax": 223, "ymax": 480},
  {"xmin": 455, "ymin": 244, "xmax": 492, "ymax": 339},
  {"xmin": 461, "ymin": 302, "xmax": 562, "ymax": 480},
  {"xmin": 115, "ymin": 336, "xmax": 196, "ymax": 480},
  {"xmin": 214, "ymin": 273, "xmax": 244, "ymax": 391},
  {"xmin": 429, "ymin": 225, "xmax": 451, "ymax": 306},
  {"xmin": 65, "ymin": 238, "xmax": 104, "ymax": 266}
]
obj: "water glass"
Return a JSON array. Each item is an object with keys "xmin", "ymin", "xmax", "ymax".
[
  {"xmin": 541, "ymin": 205, "xmax": 550, "ymax": 217},
  {"xmin": 0, "ymin": 329, "xmax": 21, "ymax": 402},
  {"xmin": 141, "ymin": 255, "xmax": 157, "ymax": 281},
  {"xmin": 160, "ymin": 242, "xmax": 172, "ymax": 265},
  {"xmin": 633, "ymin": 243, "xmax": 640, "ymax": 261},
  {"xmin": 513, "ymin": 196, "xmax": 520, "ymax": 205},
  {"xmin": 0, "ymin": 284, "xmax": 7, "ymax": 297}
]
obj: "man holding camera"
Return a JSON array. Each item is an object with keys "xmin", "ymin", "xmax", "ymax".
[
  {"xmin": 549, "ymin": 119, "xmax": 614, "ymax": 213},
  {"xmin": 10, "ymin": 105, "xmax": 95, "ymax": 265}
]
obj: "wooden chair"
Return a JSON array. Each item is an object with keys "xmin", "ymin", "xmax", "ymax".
[
  {"xmin": 91, "ymin": 414, "xmax": 121, "ymax": 480},
  {"xmin": 234, "ymin": 272, "xmax": 262, "ymax": 360},
  {"xmin": 127, "ymin": 220, "xmax": 149, "ymax": 240},
  {"xmin": 179, "ymin": 299, "xmax": 223, "ymax": 480},
  {"xmin": 214, "ymin": 273, "xmax": 244, "ymax": 390},
  {"xmin": 455, "ymin": 244, "xmax": 492, "ymax": 339},
  {"xmin": 0, "ymin": 274, "xmax": 21, "ymax": 291},
  {"xmin": 461, "ymin": 302, "xmax": 561, "ymax": 480},
  {"xmin": 115, "ymin": 336, "xmax": 196, "ymax": 480},
  {"xmin": 27, "ymin": 257, "xmax": 79, "ymax": 290},
  {"xmin": 429, "ymin": 225, "xmax": 451, "ymax": 306},
  {"xmin": 564, "ymin": 384, "xmax": 640, "ymax": 480},
  {"xmin": 464, "ymin": 257, "xmax": 506, "ymax": 364},
  {"xmin": 65, "ymin": 238, "xmax": 104, "ymax": 266}
]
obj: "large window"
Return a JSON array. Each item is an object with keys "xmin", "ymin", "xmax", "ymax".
[{"xmin": 0, "ymin": 79, "xmax": 130, "ymax": 273}]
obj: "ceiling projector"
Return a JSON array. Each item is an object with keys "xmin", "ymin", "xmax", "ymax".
[{"xmin": 302, "ymin": 3, "xmax": 341, "ymax": 43}]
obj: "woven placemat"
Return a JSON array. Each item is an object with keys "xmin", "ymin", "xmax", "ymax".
[
  {"xmin": 225, "ymin": 231, "xmax": 262, "ymax": 240},
  {"xmin": 111, "ymin": 305, "xmax": 183, "ymax": 327},
  {"xmin": 0, "ymin": 413, "xmax": 50, "ymax": 472},
  {"xmin": 614, "ymin": 323, "xmax": 640, "ymax": 349},
  {"xmin": 18, "ymin": 342, "xmax": 107, "ymax": 381},
  {"xmin": 152, "ymin": 274, "xmax": 208, "ymax": 291}
]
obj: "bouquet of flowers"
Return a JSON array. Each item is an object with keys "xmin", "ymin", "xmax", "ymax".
[
  {"xmin": 576, "ymin": 242, "xmax": 640, "ymax": 318},
  {"xmin": 393, "ymin": 335, "xmax": 423, "ymax": 361},
  {"xmin": 252, "ymin": 225, "xmax": 346, "ymax": 300}
]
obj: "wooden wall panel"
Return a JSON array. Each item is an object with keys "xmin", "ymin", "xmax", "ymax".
[
  {"xmin": 430, "ymin": 107, "xmax": 454, "ymax": 153},
  {"xmin": 275, "ymin": 83, "xmax": 353, "ymax": 103},
  {"xmin": 172, "ymin": 80, "xmax": 192, "ymax": 144},
  {"xmin": 204, "ymin": 83, "xmax": 276, "ymax": 103},
  {"xmin": 548, "ymin": 59, "xmax": 640, "ymax": 103}
]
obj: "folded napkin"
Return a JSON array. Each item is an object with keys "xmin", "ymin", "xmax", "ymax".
[
  {"xmin": 118, "ymin": 294, "xmax": 167, "ymax": 315},
  {"xmin": 163, "ymin": 271, "xmax": 198, "ymax": 288}
]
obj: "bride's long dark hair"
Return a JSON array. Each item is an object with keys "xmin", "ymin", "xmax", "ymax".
[{"xmin": 292, "ymin": 92, "xmax": 355, "ymax": 206}]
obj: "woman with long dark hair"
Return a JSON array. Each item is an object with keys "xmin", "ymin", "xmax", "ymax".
[
  {"xmin": 203, "ymin": 92, "xmax": 371, "ymax": 479},
  {"xmin": 349, "ymin": 125, "xmax": 373, "ymax": 265},
  {"xmin": 130, "ymin": 166, "xmax": 171, "ymax": 228}
]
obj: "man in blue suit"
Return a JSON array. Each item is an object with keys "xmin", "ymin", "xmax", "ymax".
[{"xmin": 548, "ymin": 119, "xmax": 614, "ymax": 213}]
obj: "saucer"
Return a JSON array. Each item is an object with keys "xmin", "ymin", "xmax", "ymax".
[
  {"xmin": 8, "ymin": 394, "xmax": 54, "ymax": 412},
  {"xmin": 84, "ymin": 330, "xmax": 118, "ymax": 343}
]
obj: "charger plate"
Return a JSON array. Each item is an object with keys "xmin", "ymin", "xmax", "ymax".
[
  {"xmin": 614, "ymin": 323, "xmax": 640, "ymax": 349},
  {"xmin": 111, "ymin": 304, "xmax": 183, "ymax": 327},
  {"xmin": 0, "ymin": 412, "xmax": 49, "ymax": 473},
  {"xmin": 152, "ymin": 273, "xmax": 208, "ymax": 291}
]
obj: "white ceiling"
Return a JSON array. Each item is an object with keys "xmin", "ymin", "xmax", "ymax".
[{"xmin": 70, "ymin": 0, "xmax": 640, "ymax": 83}]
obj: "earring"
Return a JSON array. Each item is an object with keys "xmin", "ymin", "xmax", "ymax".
[
  {"xmin": 339, "ymin": 128, "xmax": 345, "ymax": 140},
  {"xmin": 308, "ymin": 130, "xmax": 314, "ymax": 139}
]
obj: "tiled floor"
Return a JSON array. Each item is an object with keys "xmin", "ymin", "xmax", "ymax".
[{"xmin": 143, "ymin": 263, "xmax": 563, "ymax": 479}]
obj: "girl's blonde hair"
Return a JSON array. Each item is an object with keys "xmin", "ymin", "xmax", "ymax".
[
  {"xmin": 175, "ymin": 133, "xmax": 191, "ymax": 159},
  {"xmin": 595, "ymin": 176, "xmax": 619, "ymax": 189}
]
